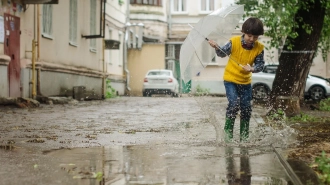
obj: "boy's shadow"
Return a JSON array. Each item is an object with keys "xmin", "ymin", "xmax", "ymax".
[{"xmin": 225, "ymin": 147, "xmax": 251, "ymax": 185}]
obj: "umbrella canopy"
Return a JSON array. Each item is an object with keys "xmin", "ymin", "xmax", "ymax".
[{"xmin": 180, "ymin": 5, "xmax": 244, "ymax": 84}]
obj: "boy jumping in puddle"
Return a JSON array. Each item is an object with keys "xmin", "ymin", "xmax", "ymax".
[{"xmin": 208, "ymin": 17, "xmax": 265, "ymax": 142}]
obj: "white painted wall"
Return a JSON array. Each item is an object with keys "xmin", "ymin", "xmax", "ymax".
[
  {"xmin": 104, "ymin": 0, "xmax": 126, "ymax": 95},
  {"xmin": 0, "ymin": 66, "xmax": 8, "ymax": 97},
  {"xmin": 309, "ymin": 52, "xmax": 330, "ymax": 78}
]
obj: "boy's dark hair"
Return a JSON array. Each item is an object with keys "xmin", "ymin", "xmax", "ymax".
[{"xmin": 241, "ymin": 17, "xmax": 264, "ymax": 35}]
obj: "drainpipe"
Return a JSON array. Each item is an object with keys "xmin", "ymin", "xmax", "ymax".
[
  {"xmin": 124, "ymin": 2, "xmax": 131, "ymax": 92},
  {"xmin": 36, "ymin": 4, "xmax": 42, "ymax": 97},
  {"xmin": 124, "ymin": 23, "xmax": 131, "ymax": 92},
  {"xmin": 31, "ymin": 5, "xmax": 37, "ymax": 99},
  {"xmin": 31, "ymin": 39, "xmax": 36, "ymax": 99},
  {"xmin": 102, "ymin": 39, "xmax": 105, "ymax": 98},
  {"xmin": 37, "ymin": 5, "xmax": 40, "ymax": 60},
  {"xmin": 100, "ymin": 0, "xmax": 105, "ymax": 99}
]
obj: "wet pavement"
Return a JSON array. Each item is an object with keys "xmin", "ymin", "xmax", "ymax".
[{"xmin": 0, "ymin": 96, "xmax": 306, "ymax": 184}]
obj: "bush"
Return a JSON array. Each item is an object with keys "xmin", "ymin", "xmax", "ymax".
[
  {"xmin": 106, "ymin": 79, "xmax": 116, "ymax": 99},
  {"xmin": 319, "ymin": 98, "xmax": 330, "ymax": 111},
  {"xmin": 288, "ymin": 112, "xmax": 321, "ymax": 122},
  {"xmin": 195, "ymin": 84, "xmax": 210, "ymax": 96},
  {"xmin": 314, "ymin": 151, "xmax": 330, "ymax": 184}
]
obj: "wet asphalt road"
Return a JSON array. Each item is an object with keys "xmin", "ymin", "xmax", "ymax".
[{"xmin": 0, "ymin": 96, "xmax": 298, "ymax": 185}]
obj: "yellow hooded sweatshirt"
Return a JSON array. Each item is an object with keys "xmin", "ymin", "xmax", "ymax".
[{"xmin": 223, "ymin": 36, "xmax": 264, "ymax": 84}]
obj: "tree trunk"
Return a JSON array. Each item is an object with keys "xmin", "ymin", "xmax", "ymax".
[{"xmin": 269, "ymin": 0, "xmax": 325, "ymax": 116}]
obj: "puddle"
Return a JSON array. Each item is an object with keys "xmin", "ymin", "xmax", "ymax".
[
  {"xmin": 0, "ymin": 140, "xmax": 16, "ymax": 150},
  {"xmin": 0, "ymin": 97, "xmax": 311, "ymax": 184},
  {"xmin": 0, "ymin": 144, "xmax": 16, "ymax": 150},
  {"xmin": 43, "ymin": 145, "xmax": 292, "ymax": 185},
  {"xmin": 192, "ymin": 96, "xmax": 298, "ymax": 155}
]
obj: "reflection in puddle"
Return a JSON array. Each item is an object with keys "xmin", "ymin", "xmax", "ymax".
[
  {"xmin": 0, "ymin": 145, "xmax": 15, "ymax": 150},
  {"xmin": 0, "ymin": 140, "xmax": 16, "ymax": 150},
  {"xmin": 45, "ymin": 145, "xmax": 291, "ymax": 184}
]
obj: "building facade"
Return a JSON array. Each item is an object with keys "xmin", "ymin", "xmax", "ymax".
[
  {"xmin": 23, "ymin": 0, "xmax": 105, "ymax": 100},
  {"xmin": 0, "ymin": 0, "xmax": 329, "ymax": 100},
  {"xmin": 104, "ymin": 0, "xmax": 127, "ymax": 96},
  {"xmin": 126, "ymin": 0, "xmax": 168, "ymax": 96},
  {"xmin": 0, "ymin": 0, "xmax": 123, "ymax": 100}
]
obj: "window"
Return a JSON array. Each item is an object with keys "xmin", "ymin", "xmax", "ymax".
[
  {"xmin": 201, "ymin": 0, "xmax": 214, "ymax": 12},
  {"xmin": 167, "ymin": 60, "xmax": 175, "ymax": 72},
  {"xmin": 69, "ymin": 0, "xmax": 78, "ymax": 45},
  {"xmin": 172, "ymin": 0, "xmax": 186, "ymax": 12},
  {"xmin": 130, "ymin": 0, "xmax": 162, "ymax": 6},
  {"xmin": 148, "ymin": 71, "xmax": 170, "ymax": 76},
  {"xmin": 118, "ymin": 32, "xmax": 123, "ymax": 66},
  {"xmin": 167, "ymin": 45, "xmax": 175, "ymax": 58},
  {"xmin": 90, "ymin": 0, "xmax": 97, "ymax": 51},
  {"xmin": 42, "ymin": 4, "xmax": 53, "ymax": 38},
  {"xmin": 108, "ymin": 30, "xmax": 112, "ymax": 64},
  {"xmin": 263, "ymin": 65, "xmax": 278, "ymax": 74}
]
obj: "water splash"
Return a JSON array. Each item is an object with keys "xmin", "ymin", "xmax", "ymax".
[{"xmin": 194, "ymin": 96, "xmax": 297, "ymax": 148}]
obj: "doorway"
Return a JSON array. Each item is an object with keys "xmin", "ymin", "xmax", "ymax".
[{"xmin": 4, "ymin": 13, "xmax": 20, "ymax": 97}]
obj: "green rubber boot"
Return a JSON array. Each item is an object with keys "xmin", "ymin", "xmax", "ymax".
[
  {"xmin": 240, "ymin": 119, "xmax": 250, "ymax": 142},
  {"xmin": 224, "ymin": 117, "xmax": 235, "ymax": 142}
]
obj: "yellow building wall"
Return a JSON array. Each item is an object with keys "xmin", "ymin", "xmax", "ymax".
[{"xmin": 127, "ymin": 44, "xmax": 165, "ymax": 96}]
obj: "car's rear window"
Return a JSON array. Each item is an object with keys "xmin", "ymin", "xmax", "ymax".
[
  {"xmin": 263, "ymin": 66, "xmax": 278, "ymax": 74},
  {"xmin": 148, "ymin": 71, "xmax": 170, "ymax": 76}
]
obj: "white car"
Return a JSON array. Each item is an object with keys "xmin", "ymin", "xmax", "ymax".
[
  {"xmin": 252, "ymin": 65, "xmax": 330, "ymax": 100},
  {"xmin": 142, "ymin": 69, "xmax": 179, "ymax": 97}
]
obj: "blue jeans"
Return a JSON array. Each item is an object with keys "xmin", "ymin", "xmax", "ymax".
[{"xmin": 224, "ymin": 81, "xmax": 252, "ymax": 121}]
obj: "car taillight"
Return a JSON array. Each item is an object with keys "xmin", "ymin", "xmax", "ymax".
[
  {"xmin": 168, "ymin": 78, "xmax": 173, "ymax": 83},
  {"xmin": 144, "ymin": 78, "xmax": 148, "ymax": 82}
]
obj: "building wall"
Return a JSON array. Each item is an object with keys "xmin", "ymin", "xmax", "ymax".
[
  {"xmin": 20, "ymin": 68, "xmax": 31, "ymax": 98},
  {"xmin": 40, "ymin": 71, "xmax": 102, "ymax": 97},
  {"xmin": 105, "ymin": 0, "xmax": 127, "ymax": 95},
  {"xmin": 37, "ymin": 2, "xmax": 102, "ymax": 70},
  {"xmin": 169, "ymin": 0, "xmax": 222, "ymax": 40},
  {"xmin": 0, "ymin": 66, "xmax": 8, "ymax": 96},
  {"xmin": 327, "ymin": 54, "xmax": 330, "ymax": 78},
  {"xmin": 129, "ymin": 2, "xmax": 168, "ymax": 42},
  {"xmin": 126, "ymin": 1, "xmax": 168, "ymax": 96},
  {"xmin": 127, "ymin": 44, "xmax": 165, "ymax": 96},
  {"xmin": 20, "ymin": 0, "xmax": 105, "ymax": 98},
  {"xmin": 309, "ymin": 53, "xmax": 329, "ymax": 78}
]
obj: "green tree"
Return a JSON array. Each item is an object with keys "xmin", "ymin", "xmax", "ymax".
[{"xmin": 237, "ymin": 0, "xmax": 330, "ymax": 116}]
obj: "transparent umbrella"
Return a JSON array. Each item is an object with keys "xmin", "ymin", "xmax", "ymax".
[{"xmin": 179, "ymin": 5, "xmax": 244, "ymax": 84}]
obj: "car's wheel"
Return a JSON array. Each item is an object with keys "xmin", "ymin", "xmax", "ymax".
[
  {"xmin": 171, "ymin": 92, "xmax": 179, "ymax": 97},
  {"xmin": 252, "ymin": 84, "xmax": 269, "ymax": 100},
  {"xmin": 142, "ymin": 91, "xmax": 150, "ymax": 97},
  {"xmin": 309, "ymin": 86, "xmax": 325, "ymax": 100}
]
